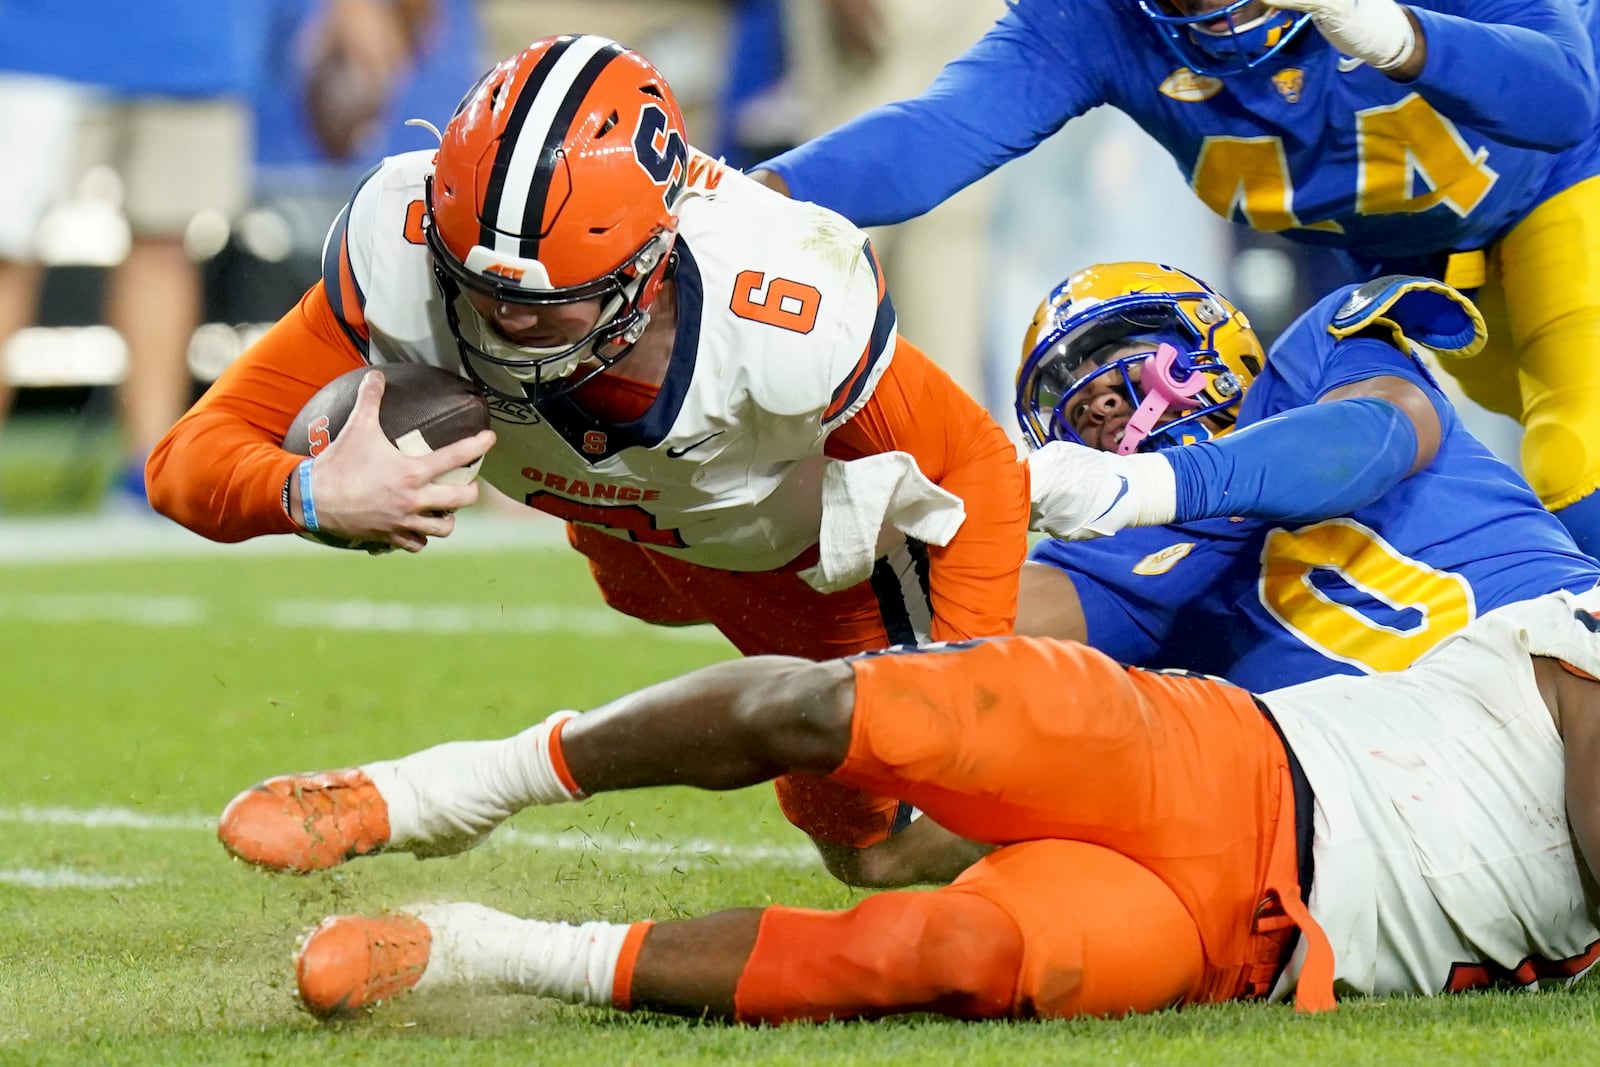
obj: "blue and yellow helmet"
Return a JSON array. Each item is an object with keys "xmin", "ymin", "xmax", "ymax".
[
  {"xmin": 1015, "ymin": 261, "xmax": 1265, "ymax": 453},
  {"xmin": 1137, "ymin": 0, "xmax": 1311, "ymax": 76}
]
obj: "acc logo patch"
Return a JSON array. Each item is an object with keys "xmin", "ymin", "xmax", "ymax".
[
  {"xmin": 1272, "ymin": 68, "xmax": 1305, "ymax": 103},
  {"xmin": 1159, "ymin": 68, "xmax": 1223, "ymax": 102},
  {"xmin": 487, "ymin": 396, "xmax": 541, "ymax": 425},
  {"xmin": 1133, "ymin": 542, "xmax": 1195, "ymax": 576}
]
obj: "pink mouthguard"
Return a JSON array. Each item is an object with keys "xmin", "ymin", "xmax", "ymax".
[{"xmin": 1117, "ymin": 343, "xmax": 1206, "ymax": 455}]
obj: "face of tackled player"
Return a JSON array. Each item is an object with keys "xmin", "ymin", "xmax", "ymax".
[
  {"xmin": 463, "ymin": 291, "xmax": 607, "ymax": 354},
  {"xmin": 1014, "ymin": 263, "xmax": 1264, "ymax": 455},
  {"xmin": 1064, "ymin": 341, "xmax": 1234, "ymax": 453}
]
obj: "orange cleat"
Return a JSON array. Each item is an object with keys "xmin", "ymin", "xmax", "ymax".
[
  {"xmin": 295, "ymin": 913, "xmax": 433, "ymax": 1017},
  {"xmin": 217, "ymin": 769, "xmax": 391, "ymax": 872}
]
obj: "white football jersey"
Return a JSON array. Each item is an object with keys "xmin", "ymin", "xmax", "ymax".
[
  {"xmin": 1263, "ymin": 589, "xmax": 1600, "ymax": 1000},
  {"xmin": 325, "ymin": 147, "xmax": 897, "ymax": 572}
]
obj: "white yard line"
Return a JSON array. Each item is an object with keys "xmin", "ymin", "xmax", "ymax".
[
  {"xmin": 0, "ymin": 512, "xmax": 727, "ymax": 643},
  {"xmin": 0, "ymin": 805, "xmax": 212, "ymax": 831},
  {"xmin": 0, "ymin": 804, "xmax": 819, "ymax": 879},
  {"xmin": 0, "ymin": 593, "xmax": 206, "ymax": 626},
  {"xmin": 0, "ymin": 868, "xmax": 147, "ymax": 889},
  {"xmin": 494, "ymin": 826, "xmax": 818, "ymax": 867},
  {"xmin": 0, "ymin": 511, "xmax": 569, "ymax": 563},
  {"xmin": 0, "ymin": 593, "xmax": 726, "ymax": 643},
  {"xmin": 263, "ymin": 599, "xmax": 724, "ymax": 642}
]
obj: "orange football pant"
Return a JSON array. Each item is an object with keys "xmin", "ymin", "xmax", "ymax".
[
  {"xmin": 763, "ymin": 636, "xmax": 1332, "ymax": 1015},
  {"xmin": 733, "ymin": 839, "xmax": 1205, "ymax": 1021}
]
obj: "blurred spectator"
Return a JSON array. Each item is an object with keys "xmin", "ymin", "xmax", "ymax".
[
  {"xmin": 476, "ymin": 0, "xmax": 731, "ymax": 143},
  {"xmin": 0, "ymin": 0, "xmax": 446, "ymax": 512},
  {"xmin": 245, "ymin": 0, "xmax": 480, "ymax": 285},
  {"xmin": 255, "ymin": 0, "xmax": 475, "ymax": 180},
  {"xmin": 301, "ymin": 0, "xmax": 439, "ymax": 161},
  {"xmin": 0, "ymin": 71, "xmax": 87, "ymax": 481},
  {"xmin": 0, "ymin": 0, "xmax": 264, "ymax": 508},
  {"xmin": 713, "ymin": 0, "xmax": 800, "ymax": 170},
  {"xmin": 777, "ymin": 0, "xmax": 1007, "ymax": 408}
]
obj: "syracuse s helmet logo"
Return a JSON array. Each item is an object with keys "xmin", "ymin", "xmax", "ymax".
[{"xmin": 633, "ymin": 103, "xmax": 688, "ymax": 209}]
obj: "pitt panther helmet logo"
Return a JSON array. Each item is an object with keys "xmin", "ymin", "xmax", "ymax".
[{"xmin": 1272, "ymin": 68, "xmax": 1305, "ymax": 104}]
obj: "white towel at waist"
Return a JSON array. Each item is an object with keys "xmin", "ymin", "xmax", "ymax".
[{"xmin": 798, "ymin": 451, "xmax": 966, "ymax": 594}]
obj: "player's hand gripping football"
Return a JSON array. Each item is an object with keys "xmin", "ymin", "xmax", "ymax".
[
  {"xmin": 295, "ymin": 371, "xmax": 496, "ymax": 553},
  {"xmin": 1262, "ymin": 0, "xmax": 1417, "ymax": 72},
  {"xmin": 1027, "ymin": 440, "xmax": 1178, "ymax": 541}
]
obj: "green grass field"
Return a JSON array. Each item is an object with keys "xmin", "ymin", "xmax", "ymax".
[{"xmin": 4, "ymin": 514, "xmax": 1599, "ymax": 1066}]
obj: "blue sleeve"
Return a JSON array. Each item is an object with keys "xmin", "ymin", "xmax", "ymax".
[
  {"xmin": 1166, "ymin": 396, "xmax": 1420, "ymax": 523},
  {"xmin": 1409, "ymin": 0, "xmax": 1598, "ymax": 150},
  {"xmin": 756, "ymin": 0, "xmax": 1105, "ymax": 226},
  {"xmin": 1307, "ymin": 331, "xmax": 1451, "ymax": 409}
]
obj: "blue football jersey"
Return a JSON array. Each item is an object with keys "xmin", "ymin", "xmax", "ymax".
[
  {"xmin": 1031, "ymin": 284, "xmax": 1600, "ymax": 690},
  {"xmin": 767, "ymin": 0, "xmax": 1600, "ymax": 270}
]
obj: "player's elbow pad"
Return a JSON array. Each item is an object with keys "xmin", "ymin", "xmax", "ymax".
[{"xmin": 1167, "ymin": 396, "xmax": 1419, "ymax": 524}]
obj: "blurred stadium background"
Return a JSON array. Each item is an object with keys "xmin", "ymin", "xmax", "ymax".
[{"xmin": 0, "ymin": 0, "xmax": 1521, "ymax": 518}]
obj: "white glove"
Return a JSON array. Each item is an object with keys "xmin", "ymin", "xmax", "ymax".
[
  {"xmin": 1027, "ymin": 441, "xmax": 1179, "ymax": 541},
  {"xmin": 1263, "ymin": 0, "xmax": 1416, "ymax": 71}
]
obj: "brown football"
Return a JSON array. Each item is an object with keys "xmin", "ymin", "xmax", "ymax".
[{"xmin": 283, "ymin": 362, "xmax": 491, "ymax": 550}]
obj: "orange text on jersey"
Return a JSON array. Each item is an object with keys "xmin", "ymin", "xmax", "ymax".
[
  {"xmin": 521, "ymin": 467, "xmax": 661, "ymax": 501},
  {"xmin": 687, "ymin": 154, "xmax": 724, "ymax": 191}
]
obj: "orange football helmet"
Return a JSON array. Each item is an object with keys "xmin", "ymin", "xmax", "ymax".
[{"xmin": 424, "ymin": 35, "xmax": 688, "ymax": 402}]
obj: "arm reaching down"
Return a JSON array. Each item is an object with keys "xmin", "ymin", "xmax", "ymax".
[
  {"xmin": 826, "ymin": 336, "xmax": 1029, "ymax": 641},
  {"xmin": 1029, "ymin": 364, "xmax": 1440, "ymax": 540}
]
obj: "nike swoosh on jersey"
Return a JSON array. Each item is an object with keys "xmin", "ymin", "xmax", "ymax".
[
  {"xmin": 665, "ymin": 431, "xmax": 725, "ymax": 458},
  {"xmin": 1092, "ymin": 476, "xmax": 1130, "ymax": 523},
  {"xmin": 1337, "ymin": 56, "xmax": 1365, "ymax": 72}
]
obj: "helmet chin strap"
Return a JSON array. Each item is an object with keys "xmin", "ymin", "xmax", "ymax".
[{"xmin": 1118, "ymin": 344, "xmax": 1208, "ymax": 455}]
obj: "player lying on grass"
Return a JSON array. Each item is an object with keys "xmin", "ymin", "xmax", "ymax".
[
  {"xmin": 1014, "ymin": 262, "xmax": 1600, "ymax": 691},
  {"xmin": 219, "ymin": 588, "xmax": 1600, "ymax": 1021},
  {"xmin": 834, "ymin": 261, "xmax": 1600, "ymax": 892},
  {"xmin": 144, "ymin": 36, "xmax": 1027, "ymax": 882}
]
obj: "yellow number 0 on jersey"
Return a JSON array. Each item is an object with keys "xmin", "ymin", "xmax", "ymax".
[
  {"xmin": 1191, "ymin": 94, "xmax": 1499, "ymax": 232},
  {"xmin": 1260, "ymin": 518, "xmax": 1475, "ymax": 674}
]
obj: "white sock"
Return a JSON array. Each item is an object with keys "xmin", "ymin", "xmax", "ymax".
[
  {"xmin": 408, "ymin": 902, "xmax": 636, "ymax": 1008},
  {"xmin": 361, "ymin": 710, "xmax": 581, "ymax": 856}
]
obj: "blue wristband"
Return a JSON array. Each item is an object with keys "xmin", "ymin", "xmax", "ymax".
[{"xmin": 297, "ymin": 457, "xmax": 320, "ymax": 533}]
